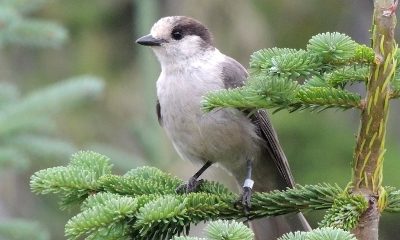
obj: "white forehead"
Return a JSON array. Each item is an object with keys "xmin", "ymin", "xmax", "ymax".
[{"xmin": 150, "ymin": 16, "xmax": 181, "ymax": 39}]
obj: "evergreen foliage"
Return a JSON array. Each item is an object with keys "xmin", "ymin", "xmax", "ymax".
[
  {"xmin": 0, "ymin": 77, "xmax": 104, "ymax": 171},
  {"xmin": 0, "ymin": 0, "xmax": 67, "ymax": 48},
  {"xmin": 0, "ymin": 219, "xmax": 50, "ymax": 240},
  {"xmin": 22, "ymin": 2, "xmax": 399, "ymax": 237},
  {"xmin": 319, "ymin": 195, "xmax": 368, "ymax": 230},
  {"xmin": 0, "ymin": 0, "xmax": 104, "ymax": 171},
  {"xmin": 30, "ymin": 151, "xmax": 400, "ymax": 239},
  {"xmin": 172, "ymin": 220, "xmax": 253, "ymax": 240},
  {"xmin": 278, "ymin": 227, "xmax": 356, "ymax": 240},
  {"xmin": 204, "ymin": 220, "xmax": 254, "ymax": 240},
  {"xmin": 202, "ymin": 32, "xmax": 400, "ymax": 112},
  {"xmin": 0, "ymin": 2, "xmax": 105, "ymax": 239}
]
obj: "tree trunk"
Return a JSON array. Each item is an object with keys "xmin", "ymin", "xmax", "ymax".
[{"xmin": 352, "ymin": 0, "xmax": 397, "ymax": 239}]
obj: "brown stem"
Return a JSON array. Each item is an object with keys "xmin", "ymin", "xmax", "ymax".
[{"xmin": 352, "ymin": 0, "xmax": 397, "ymax": 239}]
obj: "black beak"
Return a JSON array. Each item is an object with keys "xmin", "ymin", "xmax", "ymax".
[{"xmin": 136, "ymin": 34, "xmax": 165, "ymax": 46}]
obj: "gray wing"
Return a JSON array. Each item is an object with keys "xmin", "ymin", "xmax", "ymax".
[
  {"xmin": 252, "ymin": 110, "xmax": 295, "ymax": 187},
  {"xmin": 220, "ymin": 56, "xmax": 295, "ymax": 188}
]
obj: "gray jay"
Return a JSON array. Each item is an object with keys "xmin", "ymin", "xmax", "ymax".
[{"xmin": 136, "ymin": 16, "xmax": 310, "ymax": 239}]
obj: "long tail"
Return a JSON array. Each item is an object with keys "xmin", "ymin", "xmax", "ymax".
[
  {"xmin": 246, "ymin": 151, "xmax": 311, "ymax": 240},
  {"xmin": 245, "ymin": 110, "xmax": 311, "ymax": 239}
]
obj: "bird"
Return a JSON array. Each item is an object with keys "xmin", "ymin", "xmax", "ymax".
[{"xmin": 136, "ymin": 16, "xmax": 310, "ymax": 239}]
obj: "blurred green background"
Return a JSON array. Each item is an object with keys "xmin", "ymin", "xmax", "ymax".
[{"xmin": 0, "ymin": 0, "xmax": 399, "ymax": 239}]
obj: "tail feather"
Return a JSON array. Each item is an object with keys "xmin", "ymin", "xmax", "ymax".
[{"xmin": 246, "ymin": 155, "xmax": 311, "ymax": 239}]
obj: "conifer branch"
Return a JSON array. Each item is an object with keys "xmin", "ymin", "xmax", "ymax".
[
  {"xmin": 0, "ymin": 219, "xmax": 50, "ymax": 240},
  {"xmin": 320, "ymin": 195, "xmax": 368, "ymax": 230},
  {"xmin": 325, "ymin": 66, "xmax": 369, "ymax": 88},
  {"xmin": 173, "ymin": 220, "xmax": 253, "ymax": 240},
  {"xmin": 250, "ymin": 49, "xmax": 322, "ymax": 78},
  {"xmin": 203, "ymin": 32, "xmax": 369, "ymax": 113},
  {"xmin": 391, "ymin": 73, "xmax": 400, "ymax": 98},
  {"xmin": 201, "ymin": 77, "xmax": 299, "ymax": 112},
  {"xmin": 204, "ymin": 220, "xmax": 254, "ymax": 240},
  {"xmin": 65, "ymin": 196, "xmax": 137, "ymax": 239},
  {"xmin": 354, "ymin": 45, "xmax": 376, "ymax": 63},
  {"xmin": 279, "ymin": 227, "xmax": 357, "ymax": 240},
  {"xmin": 0, "ymin": 0, "xmax": 68, "ymax": 48},
  {"xmin": 307, "ymin": 32, "xmax": 358, "ymax": 64},
  {"xmin": 296, "ymin": 86, "xmax": 362, "ymax": 111},
  {"xmin": 386, "ymin": 188, "xmax": 400, "ymax": 212},
  {"xmin": 30, "ymin": 151, "xmax": 400, "ymax": 239},
  {"xmin": 250, "ymin": 184, "xmax": 343, "ymax": 218}
]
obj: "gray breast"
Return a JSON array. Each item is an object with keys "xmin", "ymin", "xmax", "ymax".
[{"xmin": 156, "ymin": 56, "xmax": 259, "ymax": 167}]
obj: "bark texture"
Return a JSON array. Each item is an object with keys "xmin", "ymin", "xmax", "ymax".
[{"xmin": 352, "ymin": 0, "xmax": 397, "ymax": 239}]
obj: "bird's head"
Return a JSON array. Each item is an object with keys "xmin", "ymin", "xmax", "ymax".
[{"xmin": 136, "ymin": 16, "xmax": 213, "ymax": 65}]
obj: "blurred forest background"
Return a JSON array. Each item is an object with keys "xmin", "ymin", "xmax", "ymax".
[{"xmin": 0, "ymin": 0, "xmax": 399, "ymax": 239}]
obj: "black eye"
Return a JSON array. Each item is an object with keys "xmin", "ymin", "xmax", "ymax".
[{"xmin": 171, "ymin": 30, "xmax": 183, "ymax": 40}]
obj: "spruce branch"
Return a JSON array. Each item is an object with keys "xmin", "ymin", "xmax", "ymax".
[
  {"xmin": 391, "ymin": 71, "xmax": 400, "ymax": 98},
  {"xmin": 174, "ymin": 238, "xmax": 205, "ymax": 240},
  {"xmin": 1, "ymin": 19, "xmax": 67, "ymax": 48},
  {"xmin": 30, "ymin": 151, "xmax": 400, "ymax": 239},
  {"xmin": 0, "ymin": 0, "xmax": 68, "ymax": 48},
  {"xmin": 30, "ymin": 151, "xmax": 112, "ymax": 208},
  {"xmin": 296, "ymin": 86, "xmax": 362, "ymax": 111},
  {"xmin": 202, "ymin": 83, "xmax": 361, "ymax": 113},
  {"xmin": 30, "ymin": 166, "xmax": 100, "ymax": 195},
  {"xmin": 325, "ymin": 66, "xmax": 369, "ymax": 88},
  {"xmin": 354, "ymin": 44, "xmax": 376, "ymax": 63},
  {"xmin": 201, "ymin": 76, "xmax": 299, "ymax": 112},
  {"xmin": 250, "ymin": 183, "xmax": 342, "ymax": 218},
  {"xmin": 0, "ymin": 0, "xmax": 51, "ymax": 13},
  {"xmin": 84, "ymin": 223, "xmax": 131, "ymax": 240},
  {"xmin": 70, "ymin": 151, "xmax": 113, "ymax": 178},
  {"xmin": 278, "ymin": 232, "xmax": 308, "ymax": 240},
  {"xmin": 304, "ymin": 75, "xmax": 330, "ymax": 88},
  {"xmin": 0, "ymin": 219, "xmax": 50, "ymax": 240},
  {"xmin": 100, "ymin": 173, "xmax": 181, "ymax": 195},
  {"xmin": 65, "ymin": 196, "xmax": 138, "ymax": 239},
  {"xmin": 386, "ymin": 188, "xmax": 400, "ymax": 212},
  {"xmin": 0, "ymin": 76, "xmax": 104, "ymax": 136},
  {"xmin": 173, "ymin": 220, "xmax": 253, "ymax": 240},
  {"xmin": 203, "ymin": 32, "xmax": 368, "ymax": 113},
  {"xmin": 251, "ymin": 49, "xmax": 322, "ymax": 78},
  {"xmin": 307, "ymin": 32, "xmax": 358, "ymax": 64},
  {"xmin": 205, "ymin": 220, "xmax": 254, "ymax": 240},
  {"xmin": 279, "ymin": 227, "xmax": 357, "ymax": 240},
  {"xmin": 250, "ymin": 48, "xmax": 301, "ymax": 74},
  {"xmin": 320, "ymin": 195, "xmax": 368, "ymax": 230},
  {"xmin": 81, "ymin": 192, "xmax": 126, "ymax": 211}
]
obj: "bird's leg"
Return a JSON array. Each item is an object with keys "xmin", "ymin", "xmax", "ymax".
[
  {"xmin": 176, "ymin": 161, "xmax": 212, "ymax": 193},
  {"xmin": 236, "ymin": 158, "xmax": 254, "ymax": 212}
]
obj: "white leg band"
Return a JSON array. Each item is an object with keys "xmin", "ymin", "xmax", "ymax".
[{"xmin": 243, "ymin": 179, "xmax": 254, "ymax": 189}]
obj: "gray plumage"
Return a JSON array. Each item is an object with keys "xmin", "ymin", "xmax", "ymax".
[
  {"xmin": 220, "ymin": 57, "xmax": 247, "ymax": 89},
  {"xmin": 220, "ymin": 56, "xmax": 295, "ymax": 189},
  {"xmin": 137, "ymin": 16, "xmax": 310, "ymax": 239}
]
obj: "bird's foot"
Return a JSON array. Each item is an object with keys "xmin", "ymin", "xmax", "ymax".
[
  {"xmin": 235, "ymin": 186, "xmax": 252, "ymax": 214},
  {"xmin": 234, "ymin": 178, "xmax": 254, "ymax": 214},
  {"xmin": 176, "ymin": 177, "xmax": 203, "ymax": 194}
]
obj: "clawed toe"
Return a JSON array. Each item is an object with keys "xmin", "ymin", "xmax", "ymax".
[
  {"xmin": 176, "ymin": 177, "xmax": 204, "ymax": 193},
  {"xmin": 235, "ymin": 186, "xmax": 252, "ymax": 214}
]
